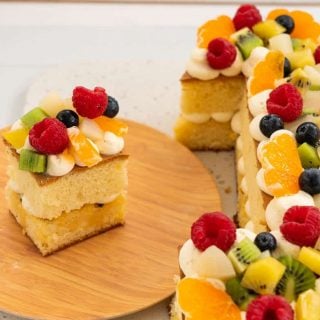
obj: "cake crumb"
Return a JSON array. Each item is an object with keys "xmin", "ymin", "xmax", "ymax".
[{"xmin": 224, "ymin": 186, "xmax": 232, "ymax": 194}]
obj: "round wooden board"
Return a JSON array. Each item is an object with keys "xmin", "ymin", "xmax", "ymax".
[{"xmin": 0, "ymin": 120, "xmax": 221, "ymax": 320}]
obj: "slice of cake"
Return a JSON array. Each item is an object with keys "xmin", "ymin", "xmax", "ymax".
[
  {"xmin": 171, "ymin": 211, "xmax": 320, "ymax": 320},
  {"xmin": 2, "ymin": 86, "xmax": 128, "ymax": 255}
]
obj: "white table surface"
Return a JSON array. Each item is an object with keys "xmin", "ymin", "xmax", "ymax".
[{"xmin": 1, "ymin": 2, "xmax": 320, "ymax": 320}]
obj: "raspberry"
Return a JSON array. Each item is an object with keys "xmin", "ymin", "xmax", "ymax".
[
  {"xmin": 206, "ymin": 38, "xmax": 237, "ymax": 70},
  {"xmin": 266, "ymin": 83, "xmax": 303, "ymax": 122},
  {"xmin": 233, "ymin": 4, "xmax": 262, "ymax": 31},
  {"xmin": 29, "ymin": 118, "xmax": 69, "ymax": 155},
  {"xmin": 72, "ymin": 86, "xmax": 107, "ymax": 119},
  {"xmin": 280, "ymin": 206, "xmax": 320, "ymax": 247},
  {"xmin": 314, "ymin": 45, "xmax": 320, "ymax": 64},
  {"xmin": 191, "ymin": 212, "xmax": 236, "ymax": 252},
  {"xmin": 247, "ymin": 295, "xmax": 293, "ymax": 320}
]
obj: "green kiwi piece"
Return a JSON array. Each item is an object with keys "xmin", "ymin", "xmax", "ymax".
[
  {"xmin": 228, "ymin": 237, "xmax": 261, "ymax": 274},
  {"xmin": 276, "ymin": 255, "xmax": 316, "ymax": 302},
  {"xmin": 20, "ymin": 107, "xmax": 48, "ymax": 129},
  {"xmin": 226, "ymin": 277, "xmax": 257, "ymax": 311},
  {"xmin": 298, "ymin": 143, "xmax": 320, "ymax": 168},
  {"xmin": 19, "ymin": 149, "xmax": 47, "ymax": 173},
  {"xmin": 230, "ymin": 28, "xmax": 264, "ymax": 59},
  {"xmin": 286, "ymin": 68, "xmax": 311, "ymax": 92}
]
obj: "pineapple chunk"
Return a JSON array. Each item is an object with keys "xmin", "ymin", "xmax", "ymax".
[
  {"xmin": 252, "ymin": 20, "xmax": 286, "ymax": 40},
  {"xmin": 298, "ymin": 247, "xmax": 320, "ymax": 275},
  {"xmin": 2, "ymin": 128, "xmax": 29, "ymax": 149},
  {"xmin": 296, "ymin": 289, "xmax": 320, "ymax": 320},
  {"xmin": 287, "ymin": 49, "xmax": 315, "ymax": 70}
]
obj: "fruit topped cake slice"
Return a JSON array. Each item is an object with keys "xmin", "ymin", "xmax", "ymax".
[
  {"xmin": 2, "ymin": 86, "xmax": 128, "ymax": 256},
  {"xmin": 171, "ymin": 211, "xmax": 320, "ymax": 320}
]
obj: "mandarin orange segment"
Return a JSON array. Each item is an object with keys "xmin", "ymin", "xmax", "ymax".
[
  {"xmin": 177, "ymin": 277, "xmax": 241, "ymax": 320},
  {"xmin": 197, "ymin": 15, "xmax": 235, "ymax": 49},
  {"xmin": 68, "ymin": 129, "xmax": 102, "ymax": 167},
  {"xmin": 249, "ymin": 51, "xmax": 284, "ymax": 96},
  {"xmin": 93, "ymin": 116, "xmax": 128, "ymax": 137},
  {"xmin": 267, "ymin": 8, "xmax": 289, "ymax": 20},
  {"xmin": 260, "ymin": 132, "xmax": 303, "ymax": 197}
]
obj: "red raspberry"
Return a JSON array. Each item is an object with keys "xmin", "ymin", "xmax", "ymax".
[
  {"xmin": 29, "ymin": 118, "xmax": 69, "ymax": 155},
  {"xmin": 191, "ymin": 212, "xmax": 236, "ymax": 252},
  {"xmin": 247, "ymin": 295, "xmax": 293, "ymax": 320},
  {"xmin": 280, "ymin": 206, "xmax": 320, "ymax": 247},
  {"xmin": 314, "ymin": 45, "xmax": 320, "ymax": 64},
  {"xmin": 266, "ymin": 83, "xmax": 303, "ymax": 122},
  {"xmin": 72, "ymin": 86, "xmax": 107, "ymax": 119},
  {"xmin": 233, "ymin": 4, "xmax": 262, "ymax": 31},
  {"xmin": 206, "ymin": 38, "xmax": 237, "ymax": 70}
]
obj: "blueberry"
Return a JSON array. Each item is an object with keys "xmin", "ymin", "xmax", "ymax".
[
  {"xmin": 275, "ymin": 15, "xmax": 295, "ymax": 34},
  {"xmin": 104, "ymin": 96, "xmax": 119, "ymax": 118},
  {"xmin": 254, "ymin": 232, "xmax": 277, "ymax": 252},
  {"xmin": 259, "ymin": 114, "xmax": 284, "ymax": 138},
  {"xmin": 299, "ymin": 168, "xmax": 320, "ymax": 195},
  {"xmin": 56, "ymin": 109, "xmax": 79, "ymax": 128},
  {"xmin": 296, "ymin": 122, "xmax": 320, "ymax": 146},
  {"xmin": 283, "ymin": 57, "xmax": 291, "ymax": 77}
]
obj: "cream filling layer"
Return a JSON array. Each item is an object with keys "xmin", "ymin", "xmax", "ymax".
[{"xmin": 181, "ymin": 111, "xmax": 235, "ymax": 124}]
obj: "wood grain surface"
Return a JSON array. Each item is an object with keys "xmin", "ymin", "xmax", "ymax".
[{"xmin": 0, "ymin": 120, "xmax": 220, "ymax": 320}]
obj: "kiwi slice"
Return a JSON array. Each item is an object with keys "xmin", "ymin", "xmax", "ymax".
[
  {"xmin": 228, "ymin": 237, "xmax": 261, "ymax": 274},
  {"xmin": 20, "ymin": 107, "xmax": 48, "ymax": 129},
  {"xmin": 19, "ymin": 149, "xmax": 47, "ymax": 173},
  {"xmin": 286, "ymin": 68, "xmax": 311, "ymax": 93},
  {"xmin": 226, "ymin": 277, "xmax": 257, "ymax": 311},
  {"xmin": 230, "ymin": 28, "xmax": 264, "ymax": 59},
  {"xmin": 276, "ymin": 256, "xmax": 316, "ymax": 302},
  {"xmin": 298, "ymin": 143, "xmax": 320, "ymax": 168}
]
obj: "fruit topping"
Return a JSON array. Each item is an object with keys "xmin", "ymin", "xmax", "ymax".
[
  {"xmin": 193, "ymin": 245, "xmax": 236, "ymax": 280},
  {"xmin": 231, "ymin": 28, "xmax": 263, "ymax": 59},
  {"xmin": 283, "ymin": 58, "xmax": 292, "ymax": 77},
  {"xmin": 72, "ymin": 86, "xmax": 107, "ymax": 119},
  {"xmin": 197, "ymin": 15, "xmax": 235, "ymax": 49},
  {"xmin": 267, "ymin": 83, "xmax": 303, "ymax": 122},
  {"xmin": 2, "ymin": 128, "xmax": 29, "ymax": 150},
  {"xmin": 228, "ymin": 237, "xmax": 261, "ymax": 274},
  {"xmin": 267, "ymin": 9, "xmax": 320, "ymax": 41},
  {"xmin": 241, "ymin": 257, "xmax": 286, "ymax": 294},
  {"xmin": 296, "ymin": 289, "xmax": 320, "ymax": 320},
  {"xmin": 246, "ymin": 295, "xmax": 294, "ymax": 320},
  {"xmin": 314, "ymin": 46, "xmax": 320, "ymax": 64},
  {"xmin": 269, "ymin": 34, "xmax": 293, "ymax": 56},
  {"xmin": 206, "ymin": 38, "xmax": 237, "ymax": 70},
  {"xmin": 29, "ymin": 118, "xmax": 69, "ymax": 155},
  {"xmin": 191, "ymin": 212, "xmax": 236, "ymax": 252},
  {"xmin": 226, "ymin": 277, "xmax": 257, "ymax": 311},
  {"xmin": 252, "ymin": 20, "xmax": 286, "ymax": 40},
  {"xmin": 285, "ymin": 68, "xmax": 311, "ymax": 94},
  {"xmin": 297, "ymin": 143, "xmax": 320, "ymax": 169},
  {"xmin": 233, "ymin": 4, "xmax": 262, "ymax": 31},
  {"xmin": 254, "ymin": 232, "xmax": 277, "ymax": 252},
  {"xmin": 259, "ymin": 131, "xmax": 303, "ymax": 197},
  {"xmin": 93, "ymin": 116, "xmax": 128, "ymax": 137},
  {"xmin": 275, "ymin": 15, "xmax": 295, "ymax": 34},
  {"xmin": 68, "ymin": 127, "xmax": 102, "ymax": 167},
  {"xmin": 249, "ymin": 51, "xmax": 284, "ymax": 96},
  {"xmin": 38, "ymin": 92, "xmax": 74, "ymax": 117},
  {"xmin": 56, "ymin": 109, "xmax": 79, "ymax": 128},
  {"xmin": 287, "ymin": 49, "xmax": 315, "ymax": 70},
  {"xmin": 299, "ymin": 168, "xmax": 320, "ymax": 195},
  {"xmin": 259, "ymin": 114, "xmax": 284, "ymax": 138},
  {"xmin": 303, "ymin": 66, "xmax": 320, "ymax": 90},
  {"xmin": 298, "ymin": 247, "xmax": 320, "ymax": 275},
  {"xmin": 177, "ymin": 277, "xmax": 241, "ymax": 320},
  {"xmin": 276, "ymin": 255, "xmax": 316, "ymax": 302},
  {"xmin": 79, "ymin": 118, "xmax": 103, "ymax": 141},
  {"xmin": 280, "ymin": 206, "xmax": 320, "ymax": 247},
  {"xmin": 19, "ymin": 149, "xmax": 47, "ymax": 173},
  {"xmin": 20, "ymin": 107, "xmax": 48, "ymax": 129},
  {"xmin": 104, "ymin": 96, "xmax": 120, "ymax": 118}
]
